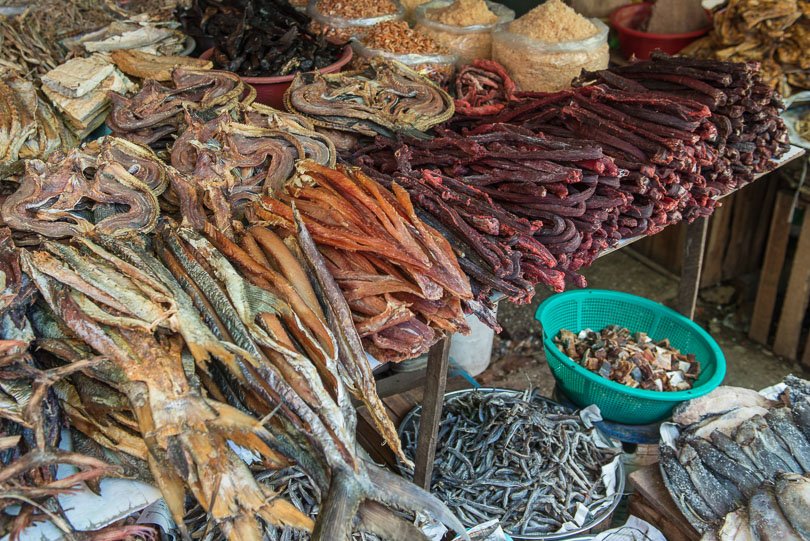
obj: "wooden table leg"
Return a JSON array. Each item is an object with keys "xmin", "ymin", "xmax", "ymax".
[
  {"xmin": 676, "ymin": 217, "xmax": 709, "ymax": 319},
  {"xmin": 413, "ymin": 336, "xmax": 452, "ymax": 491}
]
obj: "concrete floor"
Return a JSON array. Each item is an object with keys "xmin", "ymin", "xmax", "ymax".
[{"xmin": 480, "ymin": 250, "xmax": 809, "ymax": 394}]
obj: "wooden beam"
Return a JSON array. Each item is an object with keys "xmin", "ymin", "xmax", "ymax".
[
  {"xmin": 774, "ymin": 208, "xmax": 810, "ymax": 361},
  {"xmin": 749, "ymin": 191, "xmax": 794, "ymax": 344},
  {"xmin": 413, "ymin": 337, "xmax": 452, "ymax": 491},
  {"xmin": 677, "ymin": 217, "xmax": 709, "ymax": 319}
]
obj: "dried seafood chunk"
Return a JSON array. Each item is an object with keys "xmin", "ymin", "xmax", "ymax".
[
  {"xmin": 284, "ymin": 58, "xmax": 454, "ymax": 139},
  {"xmin": 554, "ymin": 325, "xmax": 701, "ymax": 391}
]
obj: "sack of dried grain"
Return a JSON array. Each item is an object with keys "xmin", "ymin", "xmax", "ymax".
[
  {"xmin": 414, "ymin": 0, "xmax": 514, "ymax": 65},
  {"xmin": 492, "ymin": 0, "xmax": 608, "ymax": 92},
  {"xmin": 352, "ymin": 21, "xmax": 458, "ymax": 85},
  {"xmin": 307, "ymin": 0, "xmax": 404, "ymax": 41}
]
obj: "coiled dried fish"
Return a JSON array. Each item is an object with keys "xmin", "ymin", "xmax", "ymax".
[
  {"xmin": 1, "ymin": 137, "xmax": 164, "ymax": 239},
  {"xmin": 284, "ymin": 59, "xmax": 455, "ymax": 139}
]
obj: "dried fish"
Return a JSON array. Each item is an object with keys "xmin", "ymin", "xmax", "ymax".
[
  {"xmin": 249, "ymin": 160, "xmax": 472, "ymax": 362},
  {"xmin": 555, "ymin": 325, "xmax": 701, "ymax": 392},
  {"xmin": 284, "ymin": 59, "xmax": 455, "ymax": 139},
  {"xmin": 400, "ymin": 389, "xmax": 621, "ymax": 536}
]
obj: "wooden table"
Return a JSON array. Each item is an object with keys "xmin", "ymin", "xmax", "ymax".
[{"xmin": 376, "ymin": 145, "xmax": 807, "ymax": 491}]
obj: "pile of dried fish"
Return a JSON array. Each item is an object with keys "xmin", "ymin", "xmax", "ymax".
[
  {"xmin": 177, "ymin": 0, "xmax": 344, "ymax": 77},
  {"xmin": 248, "ymin": 160, "xmax": 472, "ymax": 361},
  {"xmin": 169, "ymin": 107, "xmax": 336, "ymax": 236},
  {"xmin": 41, "ymin": 55, "xmax": 136, "ymax": 138},
  {"xmin": 660, "ymin": 377, "xmax": 810, "ymax": 536},
  {"xmin": 400, "ymin": 389, "xmax": 621, "ymax": 536},
  {"xmin": 106, "ymin": 68, "xmax": 253, "ymax": 147},
  {"xmin": 0, "ymin": 75, "xmax": 76, "ymax": 172},
  {"xmin": 701, "ymin": 472, "xmax": 810, "ymax": 541},
  {"xmin": 0, "ymin": 228, "xmax": 119, "ymax": 539},
  {"xmin": 554, "ymin": 326, "xmax": 701, "ymax": 392},
  {"xmin": 1, "ymin": 137, "xmax": 164, "ymax": 240},
  {"xmin": 284, "ymin": 59, "xmax": 455, "ymax": 140},
  {"xmin": 682, "ymin": 0, "xmax": 809, "ymax": 95},
  {"xmin": 9, "ymin": 216, "xmax": 464, "ymax": 540}
]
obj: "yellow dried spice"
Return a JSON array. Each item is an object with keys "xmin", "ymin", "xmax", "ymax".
[
  {"xmin": 363, "ymin": 20, "xmax": 447, "ymax": 53},
  {"xmin": 315, "ymin": 0, "xmax": 398, "ymax": 18},
  {"xmin": 431, "ymin": 0, "xmax": 498, "ymax": 26},
  {"xmin": 508, "ymin": 0, "xmax": 597, "ymax": 42}
]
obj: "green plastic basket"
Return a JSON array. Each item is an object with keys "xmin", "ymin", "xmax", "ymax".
[{"xmin": 535, "ymin": 289, "xmax": 726, "ymax": 424}]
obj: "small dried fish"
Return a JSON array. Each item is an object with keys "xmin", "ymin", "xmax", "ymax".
[{"xmin": 400, "ymin": 389, "xmax": 621, "ymax": 536}]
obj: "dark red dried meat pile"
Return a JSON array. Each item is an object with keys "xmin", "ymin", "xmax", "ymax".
[{"xmin": 353, "ymin": 54, "xmax": 789, "ymax": 325}]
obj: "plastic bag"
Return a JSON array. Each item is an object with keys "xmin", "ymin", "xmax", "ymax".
[
  {"xmin": 352, "ymin": 40, "xmax": 458, "ymax": 86},
  {"xmin": 492, "ymin": 18, "xmax": 609, "ymax": 92},
  {"xmin": 307, "ymin": 0, "xmax": 405, "ymax": 41},
  {"xmin": 414, "ymin": 0, "xmax": 514, "ymax": 65}
]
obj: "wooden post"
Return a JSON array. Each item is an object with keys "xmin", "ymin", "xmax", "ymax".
[
  {"xmin": 413, "ymin": 337, "xmax": 452, "ymax": 491},
  {"xmin": 773, "ymin": 210, "xmax": 810, "ymax": 361},
  {"xmin": 676, "ymin": 217, "xmax": 709, "ymax": 319},
  {"xmin": 750, "ymin": 191, "xmax": 794, "ymax": 344}
]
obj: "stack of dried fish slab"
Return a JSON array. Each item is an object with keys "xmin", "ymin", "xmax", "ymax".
[
  {"xmin": 1, "ymin": 137, "xmax": 164, "ymax": 240},
  {"xmin": 682, "ymin": 0, "xmax": 809, "ymax": 95},
  {"xmin": 660, "ymin": 377, "xmax": 810, "ymax": 537},
  {"xmin": 0, "ymin": 75, "xmax": 76, "ymax": 173},
  {"xmin": 248, "ymin": 160, "xmax": 472, "ymax": 362},
  {"xmin": 62, "ymin": 15, "xmax": 188, "ymax": 57},
  {"xmin": 554, "ymin": 326, "xmax": 701, "ymax": 391},
  {"xmin": 284, "ymin": 59, "xmax": 455, "ymax": 140},
  {"xmin": 400, "ymin": 389, "xmax": 621, "ymax": 537},
  {"xmin": 41, "ymin": 55, "xmax": 136, "ymax": 138}
]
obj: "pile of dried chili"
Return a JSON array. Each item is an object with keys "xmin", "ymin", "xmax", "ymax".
[{"xmin": 177, "ymin": 0, "xmax": 344, "ymax": 77}]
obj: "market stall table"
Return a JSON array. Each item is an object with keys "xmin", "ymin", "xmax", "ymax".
[{"xmin": 375, "ymin": 144, "xmax": 807, "ymax": 491}]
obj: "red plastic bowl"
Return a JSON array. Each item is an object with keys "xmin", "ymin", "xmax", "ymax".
[
  {"xmin": 200, "ymin": 45, "xmax": 353, "ymax": 109},
  {"xmin": 610, "ymin": 3, "xmax": 711, "ymax": 60}
]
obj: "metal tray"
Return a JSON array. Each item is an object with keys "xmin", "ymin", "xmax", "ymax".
[{"xmin": 397, "ymin": 387, "xmax": 625, "ymax": 541}]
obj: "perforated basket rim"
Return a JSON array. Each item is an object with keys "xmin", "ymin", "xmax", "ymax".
[{"xmin": 536, "ymin": 289, "xmax": 726, "ymax": 402}]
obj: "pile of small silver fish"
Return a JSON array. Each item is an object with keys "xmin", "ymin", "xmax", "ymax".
[
  {"xmin": 660, "ymin": 376, "xmax": 810, "ymax": 539},
  {"xmin": 555, "ymin": 326, "xmax": 701, "ymax": 392},
  {"xmin": 400, "ymin": 390, "xmax": 621, "ymax": 537}
]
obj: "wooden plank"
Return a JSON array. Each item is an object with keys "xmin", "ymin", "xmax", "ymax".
[
  {"xmin": 413, "ymin": 337, "xmax": 452, "ymax": 491},
  {"xmin": 773, "ymin": 208, "xmax": 810, "ymax": 360},
  {"xmin": 628, "ymin": 466, "xmax": 700, "ymax": 541},
  {"xmin": 750, "ymin": 179, "xmax": 780, "ymax": 273},
  {"xmin": 676, "ymin": 217, "xmax": 709, "ymax": 319},
  {"xmin": 750, "ymin": 191, "xmax": 794, "ymax": 344},
  {"xmin": 700, "ymin": 197, "xmax": 733, "ymax": 287},
  {"xmin": 722, "ymin": 180, "xmax": 775, "ymax": 279},
  {"xmin": 628, "ymin": 495, "xmax": 699, "ymax": 541}
]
